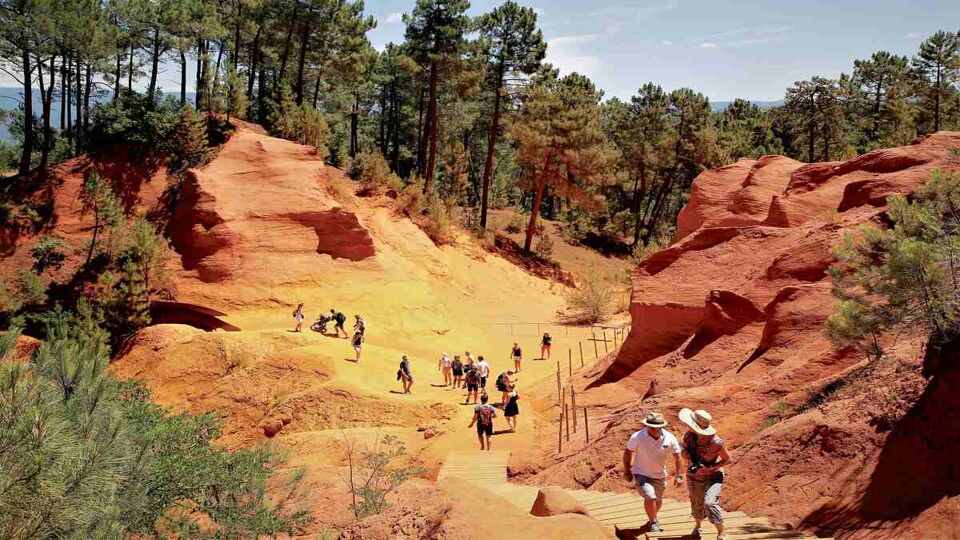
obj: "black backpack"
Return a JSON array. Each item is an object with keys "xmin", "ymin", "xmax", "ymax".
[{"xmin": 335, "ymin": 312, "xmax": 346, "ymax": 324}]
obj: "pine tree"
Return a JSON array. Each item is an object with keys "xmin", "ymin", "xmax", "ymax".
[
  {"xmin": 852, "ymin": 51, "xmax": 911, "ymax": 146},
  {"xmin": 404, "ymin": 0, "xmax": 472, "ymax": 194},
  {"xmin": 508, "ymin": 69, "xmax": 618, "ymax": 253},
  {"xmin": 912, "ymin": 31, "xmax": 960, "ymax": 133},
  {"xmin": 81, "ymin": 170, "xmax": 124, "ymax": 267},
  {"xmin": 784, "ymin": 77, "xmax": 847, "ymax": 162},
  {"xmin": 475, "ymin": 0, "xmax": 545, "ymax": 228}
]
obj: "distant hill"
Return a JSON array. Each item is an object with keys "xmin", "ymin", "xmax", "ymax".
[
  {"xmin": 710, "ymin": 100, "xmax": 783, "ymax": 112},
  {"xmin": 0, "ymin": 87, "xmax": 195, "ymax": 143}
]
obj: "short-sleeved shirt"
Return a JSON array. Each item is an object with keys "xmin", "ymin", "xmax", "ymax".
[
  {"xmin": 683, "ymin": 432, "xmax": 725, "ymax": 481},
  {"xmin": 477, "ymin": 360, "xmax": 490, "ymax": 378},
  {"xmin": 440, "ymin": 356, "xmax": 452, "ymax": 368},
  {"xmin": 625, "ymin": 428, "xmax": 681, "ymax": 479}
]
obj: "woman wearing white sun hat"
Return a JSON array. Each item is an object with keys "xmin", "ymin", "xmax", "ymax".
[{"xmin": 679, "ymin": 408, "xmax": 732, "ymax": 540}]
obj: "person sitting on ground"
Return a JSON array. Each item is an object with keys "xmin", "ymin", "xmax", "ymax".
[
  {"xmin": 476, "ymin": 355, "xmax": 491, "ymax": 389},
  {"xmin": 511, "ymin": 342, "xmax": 522, "ymax": 372},
  {"xmin": 354, "ymin": 314, "xmax": 366, "ymax": 336},
  {"xmin": 463, "ymin": 363, "xmax": 481, "ymax": 404},
  {"xmin": 679, "ymin": 408, "xmax": 732, "ymax": 540},
  {"xmin": 622, "ymin": 411, "xmax": 683, "ymax": 534},
  {"xmin": 495, "ymin": 370, "xmax": 516, "ymax": 406},
  {"xmin": 292, "ymin": 303, "xmax": 305, "ymax": 332},
  {"xmin": 451, "ymin": 355, "xmax": 464, "ymax": 389},
  {"xmin": 352, "ymin": 330, "xmax": 364, "ymax": 362},
  {"xmin": 397, "ymin": 355, "xmax": 414, "ymax": 394},
  {"xmin": 468, "ymin": 393, "xmax": 497, "ymax": 451},
  {"xmin": 540, "ymin": 332, "xmax": 552, "ymax": 360},
  {"xmin": 438, "ymin": 352, "xmax": 453, "ymax": 387},
  {"xmin": 329, "ymin": 309, "xmax": 349, "ymax": 338},
  {"xmin": 503, "ymin": 385, "xmax": 520, "ymax": 432}
]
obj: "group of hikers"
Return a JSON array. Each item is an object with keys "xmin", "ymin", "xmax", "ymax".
[
  {"xmin": 623, "ymin": 408, "xmax": 732, "ymax": 539},
  {"xmin": 292, "ymin": 304, "xmax": 367, "ymax": 361}
]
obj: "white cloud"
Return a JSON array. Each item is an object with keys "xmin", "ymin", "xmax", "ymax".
[
  {"xmin": 546, "ymin": 34, "xmax": 605, "ymax": 77},
  {"xmin": 679, "ymin": 25, "xmax": 791, "ymax": 49},
  {"xmin": 384, "ymin": 12, "xmax": 403, "ymax": 24},
  {"xmin": 661, "ymin": 40, "xmax": 673, "ymax": 46},
  {"xmin": 700, "ymin": 42, "xmax": 717, "ymax": 48}
]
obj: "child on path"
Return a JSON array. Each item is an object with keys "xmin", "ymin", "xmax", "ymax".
[
  {"xmin": 352, "ymin": 331, "xmax": 364, "ymax": 362},
  {"xmin": 477, "ymin": 356, "xmax": 491, "ymax": 389},
  {"xmin": 503, "ymin": 386, "xmax": 520, "ymax": 432},
  {"xmin": 540, "ymin": 332, "xmax": 552, "ymax": 360},
  {"xmin": 468, "ymin": 393, "xmax": 497, "ymax": 451},
  {"xmin": 451, "ymin": 355, "xmax": 464, "ymax": 388},
  {"xmin": 292, "ymin": 303, "xmax": 305, "ymax": 332},
  {"xmin": 438, "ymin": 352, "xmax": 453, "ymax": 387},
  {"xmin": 511, "ymin": 342, "xmax": 522, "ymax": 372},
  {"xmin": 397, "ymin": 355, "xmax": 414, "ymax": 394},
  {"xmin": 354, "ymin": 314, "xmax": 366, "ymax": 336}
]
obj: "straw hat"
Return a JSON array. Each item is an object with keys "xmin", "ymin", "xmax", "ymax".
[
  {"xmin": 679, "ymin": 408, "xmax": 716, "ymax": 436},
  {"xmin": 642, "ymin": 411, "xmax": 667, "ymax": 428}
]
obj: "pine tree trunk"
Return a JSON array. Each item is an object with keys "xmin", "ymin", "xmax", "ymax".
[
  {"xmin": 40, "ymin": 54, "xmax": 55, "ymax": 170},
  {"xmin": 147, "ymin": 28, "xmax": 161, "ymax": 104},
  {"xmin": 480, "ymin": 63, "xmax": 504, "ymax": 229},
  {"xmin": 424, "ymin": 62, "xmax": 439, "ymax": 193},
  {"xmin": 75, "ymin": 56, "xmax": 82, "ymax": 153},
  {"xmin": 83, "ymin": 63, "xmax": 91, "ymax": 135},
  {"xmin": 524, "ymin": 155, "xmax": 552, "ymax": 253},
  {"xmin": 114, "ymin": 50, "xmax": 122, "ymax": 102},
  {"xmin": 196, "ymin": 39, "xmax": 204, "ymax": 107},
  {"xmin": 416, "ymin": 86, "xmax": 426, "ymax": 178},
  {"xmin": 312, "ymin": 72, "xmax": 321, "ymax": 108},
  {"xmin": 257, "ymin": 65, "xmax": 267, "ymax": 123},
  {"xmin": 872, "ymin": 76, "xmax": 883, "ymax": 142},
  {"xmin": 248, "ymin": 26, "xmax": 261, "ymax": 99},
  {"xmin": 294, "ymin": 18, "xmax": 311, "ymax": 105},
  {"xmin": 934, "ymin": 67, "xmax": 941, "ymax": 133},
  {"xmin": 632, "ymin": 161, "xmax": 647, "ymax": 246},
  {"xmin": 60, "ymin": 55, "xmax": 67, "ymax": 130},
  {"xmin": 233, "ymin": 0, "xmax": 242, "ymax": 71},
  {"xmin": 127, "ymin": 42, "xmax": 134, "ymax": 89},
  {"xmin": 65, "ymin": 54, "xmax": 73, "ymax": 147},
  {"xmin": 391, "ymin": 84, "xmax": 401, "ymax": 173},
  {"xmin": 350, "ymin": 94, "xmax": 359, "ymax": 158},
  {"xmin": 18, "ymin": 47, "xmax": 34, "ymax": 176},
  {"xmin": 277, "ymin": 3, "xmax": 300, "ymax": 84},
  {"xmin": 180, "ymin": 49, "xmax": 188, "ymax": 107}
]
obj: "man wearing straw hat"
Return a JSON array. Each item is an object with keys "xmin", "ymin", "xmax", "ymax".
[
  {"xmin": 622, "ymin": 411, "xmax": 683, "ymax": 533},
  {"xmin": 679, "ymin": 408, "xmax": 732, "ymax": 540}
]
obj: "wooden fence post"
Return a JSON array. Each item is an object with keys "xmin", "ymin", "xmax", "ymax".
[
  {"xmin": 571, "ymin": 387, "xmax": 577, "ymax": 432},
  {"xmin": 579, "ymin": 342, "xmax": 584, "ymax": 367},
  {"xmin": 564, "ymin": 403, "xmax": 570, "ymax": 441},
  {"xmin": 602, "ymin": 329, "xmax": 609, "ymax": 354},
  {"xmin": 584, "ymin": 407, "xmax": 589, "ymax": 443},
  {"xmin": 558, "ymin": 412, "xmax": 563, "ymax": 453},
  {"xmin": 555, "ymin": 367, "xmax": 561, "ymax": 402},
  {"xmin": 568, "ymin": 349, "xmax": 572, "ymax": 378},
  {"xmin": 592, "ymin": 327, "xmax": 599, "ymax": 358}
]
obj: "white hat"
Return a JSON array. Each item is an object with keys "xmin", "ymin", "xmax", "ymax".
[{"xmin": 679, "ymin": 408, "xmax": 717, "ymax": 436}]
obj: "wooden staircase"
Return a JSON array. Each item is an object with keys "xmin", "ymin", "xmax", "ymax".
[{"xmin": 438, "ymin": 450, "xmax": 831, "ymax": 540}]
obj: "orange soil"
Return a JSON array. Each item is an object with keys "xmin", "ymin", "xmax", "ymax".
[{"xmin": 523, "ymin": 132, "xmax": 960, "ymax": 540}]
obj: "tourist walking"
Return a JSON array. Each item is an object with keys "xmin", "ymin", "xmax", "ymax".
[
  {"xmin": 468, "ymin": 393, "xmax": 497, "ymax": 451},
  {"xmin": 540, "ymin": 332, "xmax": 552, "ymax": 360},
  {"xmin": 622, "ymin": 411, "xmax": 683, "ymax": 533},
  {"xmin": 476, "ymin": 355, "xmax": 491, "ymax": 389},
  {"xmin": 463, "ymin": 363, "xmax": 481, "ymax": 404},
  {"xmin": 292, "ymin": 303, "xmax": 305, "ymax": 332},
  {"xmin": 397, "ymin": 355, "xmax": 414, "ymax": 394},
  {"xmin": 679, "ymin": 408, "xmax": 731, "ymax": 540},
  {"xmin": 495, "ymin": 370, "xmax": 515, "ymax": 406},
  {"xmin": 438, "ymin": 352, "xmax": 453, "ymax": 386},
  {"xmin": 503, "ymin": 386, "xmax": 520, "ymax": 432},
  {"xmin": 451, "ymin": 355, "xmax": 464, "ymax": 388},
  {"xmin": 511, "ymin": 342, "xmax": 522, "ymax": 372},
  {"xmin": 351, "ymin": 330, "xmax": 364, "ymax": 362},
  {"xmin": 330, "ymin": 309, "xmax": 349, "ymax": 338}
]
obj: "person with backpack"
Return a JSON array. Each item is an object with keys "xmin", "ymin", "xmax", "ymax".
[
  {"xmin": 503, "ymin": 385, "xmax": 520, "ymax": 433},
  {"xmin": 397, "ymin": 355, "xmax": 414, "ymax": 394},
  {"xmin": 540, "ymin": 332, "xmax": 552, "ymax": 360},
  {"xmin": 511, "ymin": 342, "xmax": 523, "ymax": 372},
  {"xmin": 463, "ymin": 363, "xmax": 481, "ymax": 404},
  {"xmin": 438, "ymin": 352, "xmax": 452, "ymax": 387},
  {"xmin": 330, "ymin": 309, "xmax": 348, "ymax": 338},
  {"xmin": 495, "ymin": 370, "xmax": 516, "ymax": 406},
  {"xmin": 292, "ymin": 303, "xmax": 305, "ymax": 332},
  {"xmin": 468, "ymin": 393, "xmax": 497, "ymax": 451},
  {"xmin": 451, "ymin": 355, "xmax": 464, "ymax": 389},
  {"xmin": 352, "ymin": 330, "xmax": 364, "ymax": 362}
]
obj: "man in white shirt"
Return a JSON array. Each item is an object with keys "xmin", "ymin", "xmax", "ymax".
[
  {"xmin": 476, "ymin": 355, "xmax": 491, "ymax": 388},
  {"xmin": 622, "ymin": 411, "xmax": 683, "ymax": 533}
]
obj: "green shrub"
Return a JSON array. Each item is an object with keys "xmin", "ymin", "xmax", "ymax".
[
  {"xmin": 339, "ymin": 434, "xmax": 425, "ymax": 519},
  {"xmin": 533, "ymin": 232, "xmax": 555, "ymax": 260},
  {"xmin": 352, "ymin": 152, "xmax": 402, "ymax": 195},
  {"xmin": 0, "ymin": 307, "xmax": 313, "ymax": 538},
  {"xmin": 30, "ymin": 235, "xmax": 68, "ymax": 272},
  {"xmin": 504, "ymin": 213, "xmax": 525, "ymax": 234},
  {"xmin": 565, "ymin": 277, "xmax": 615, "ymax": 324}
]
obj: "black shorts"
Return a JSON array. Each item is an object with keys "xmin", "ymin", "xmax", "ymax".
[
  {"xmin": 453, "ymin": 368, "xmax": 463, "ymax": 376},
  {"xmin": 476, "ymin": 423, "xmax": 493, "ymax": 436},
  {"xmin": 480, "ymin": 376, "xmax": 487, "ymax": 387},
  {"xmin": 467, "ymin": 382, "xmax": 479, "ymax": 392}
]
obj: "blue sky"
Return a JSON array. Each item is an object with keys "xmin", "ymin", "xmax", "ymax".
[
  {"xmin": 367, "ymin": 0, "xmax": 960, "ymax": 101},
  {"xmin": 1, "ymin": 0, "xmax": 956, "ymax": 104}
]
